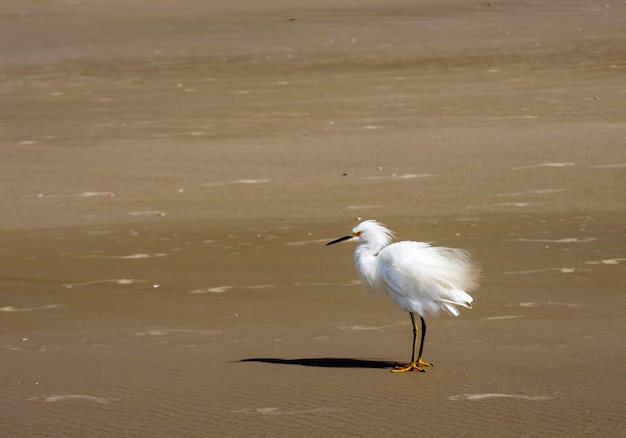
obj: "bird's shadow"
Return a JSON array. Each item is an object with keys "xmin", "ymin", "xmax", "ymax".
[{"xmin": 239, "ymin": 357, "xmax": 396, "ymax": 369}]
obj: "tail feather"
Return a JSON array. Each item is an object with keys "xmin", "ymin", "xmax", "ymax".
[{"xmin": 438, "ymin": 297, "xmax": 473, "ymax": 310}]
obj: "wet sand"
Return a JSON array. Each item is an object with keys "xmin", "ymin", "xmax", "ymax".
[{"xmin": 1, "ymin": 1, "xmax": 625, "ymax": 436}]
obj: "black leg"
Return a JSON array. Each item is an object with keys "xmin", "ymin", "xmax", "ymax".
[
  {"xmin": 410, "ymin": 312, "xmax": 418, "ymax": 364},
  {"xmin": 392, "ymin": 312, "xmax": 431, "ymax": 372},
  {"xmin": 417, "ymin": 316, "xmax": 427, "ymax": 363}
]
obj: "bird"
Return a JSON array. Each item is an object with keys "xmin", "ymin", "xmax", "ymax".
[{"xmin": 326, "ymin": 220, "xmax": 479, "ymax": 372}]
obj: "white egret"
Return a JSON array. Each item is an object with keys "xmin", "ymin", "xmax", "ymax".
[{"xmin": 326, "ymin": 220, "xmax": 479, "ymax": 372}]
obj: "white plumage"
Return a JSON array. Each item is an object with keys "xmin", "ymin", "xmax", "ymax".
[{"xmin": 327, "ymin": 220, "xmax": 479, "ymax": 372}]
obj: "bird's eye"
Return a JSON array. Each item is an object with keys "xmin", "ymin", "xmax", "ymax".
[{"xmin": 352, "ymin": 231, "xmax": 362, "ymax": 237}]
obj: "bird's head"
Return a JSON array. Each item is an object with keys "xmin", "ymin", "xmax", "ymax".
[{"xmin": 326, "ymin": 220, "xmax": 394, "ymax": 250}]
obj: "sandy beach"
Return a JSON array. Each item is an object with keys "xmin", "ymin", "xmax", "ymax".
[{"xmin": 1, "ymin": 1, "xmax": 625, "ymax": 436}]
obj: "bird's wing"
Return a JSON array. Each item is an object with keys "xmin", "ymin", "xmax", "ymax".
[{"xmin": 379, "ymin": 241, "xmax": 477, "ymax": 317}]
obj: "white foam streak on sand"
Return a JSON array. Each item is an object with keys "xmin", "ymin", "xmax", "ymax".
[
  {"xmin": 508, "ymin": 302, "xmax": 582, "ymax": 308},
  {"xmin": 346, "ymin": 325, "xmax": 383, "ymax": 331},
  {"xmin": 347, "ymin": 205, "xmax": 380, "ymax": 210},
  {"xmin": 449, "ymin": 393, "xmax": 552, "ymax": 401},
  {"xmin": 37, "ymin": 192, "xmax": 115, "ymax": 198},
  {"xmin": 62, "ymin": 279, "xmax": 147, "ymax": 288},
  {"xmin": 504, "ymin": 267, "xmax": 585, "ymax": 274},
  {"xmin": 190, "ymin": 286, "xmax": 233, "ymax": 294},
  {"xmin": 487, "ymin": 202, "xmax": 530, "ymax": 207},
  {"xmin": 591, "ymin": 162, "xmax": 626, "ymax": 168},
  {"xmin": 235, "ymin": 406, "xmax": 343, "ymax": 415},
  {"xmin": 202, "ymin": 179, "xmax": 270, "ymax": 187},
  {"xmin": 585, "ymin": 258, "xmax": 626, "ymax": 265},
  {"xmin": 1, "ymin": 304, "xmax": 60, "ymax": 312},
  {"xmin": 119, "ymin": 253, "xmax": 167, "ymax": 259},
  {"xmin": 28, "ymin": 395, "xmax": 120, "ymax": 404},
  {"xmin": 497, "ymin": 188, "xmax": 563, "ymax": 197},
  {"xmin": 128, "ymin": 211, "xmax": 166, "ymax": 217},
  {"xmin": 246, "ymin": 284, "xmax": 276, "ymax": 290},
  {"xmin": 190, "ymin": 281, "xmax": 358, "ymax": 294},
  {"xmin": 135, "ymin": 329, "xmax": 222, "ymax": 336},
  {"xmin": 364, "ymin": 173, "xmax": 436, "ymax": 180},
  {"xmin": 77, "ymin": 253, "xmax": 167, "ymax": 259},
  {"xmin": 511, "ymin": 237, "xmax": 597, "ymax": 243},
  {"xmin": 512, "ymin": 162, "xmax": 576, "ymax": 170},
  {"xmin": 190, "ymin": 285, "xmax": 274, "ymax": 294}
]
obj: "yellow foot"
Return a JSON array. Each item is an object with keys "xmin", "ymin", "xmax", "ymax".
[{"xmin": 391, "ymin": 361, "xmax": 433, "ymax": 373}]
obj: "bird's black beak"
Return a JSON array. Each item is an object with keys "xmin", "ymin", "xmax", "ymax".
[{"xmin": 326, "ymin": 235, "xmax": 353, "ymax": 246}]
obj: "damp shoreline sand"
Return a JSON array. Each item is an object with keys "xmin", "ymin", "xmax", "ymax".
[{"xmin": 1, "ymin": 1, "xmax": 625, "ymax": 436}]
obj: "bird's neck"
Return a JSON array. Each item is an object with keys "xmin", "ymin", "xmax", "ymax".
[{"xmin": 354, "ymin": 243, "xmax": 384, "ymax": 293}]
